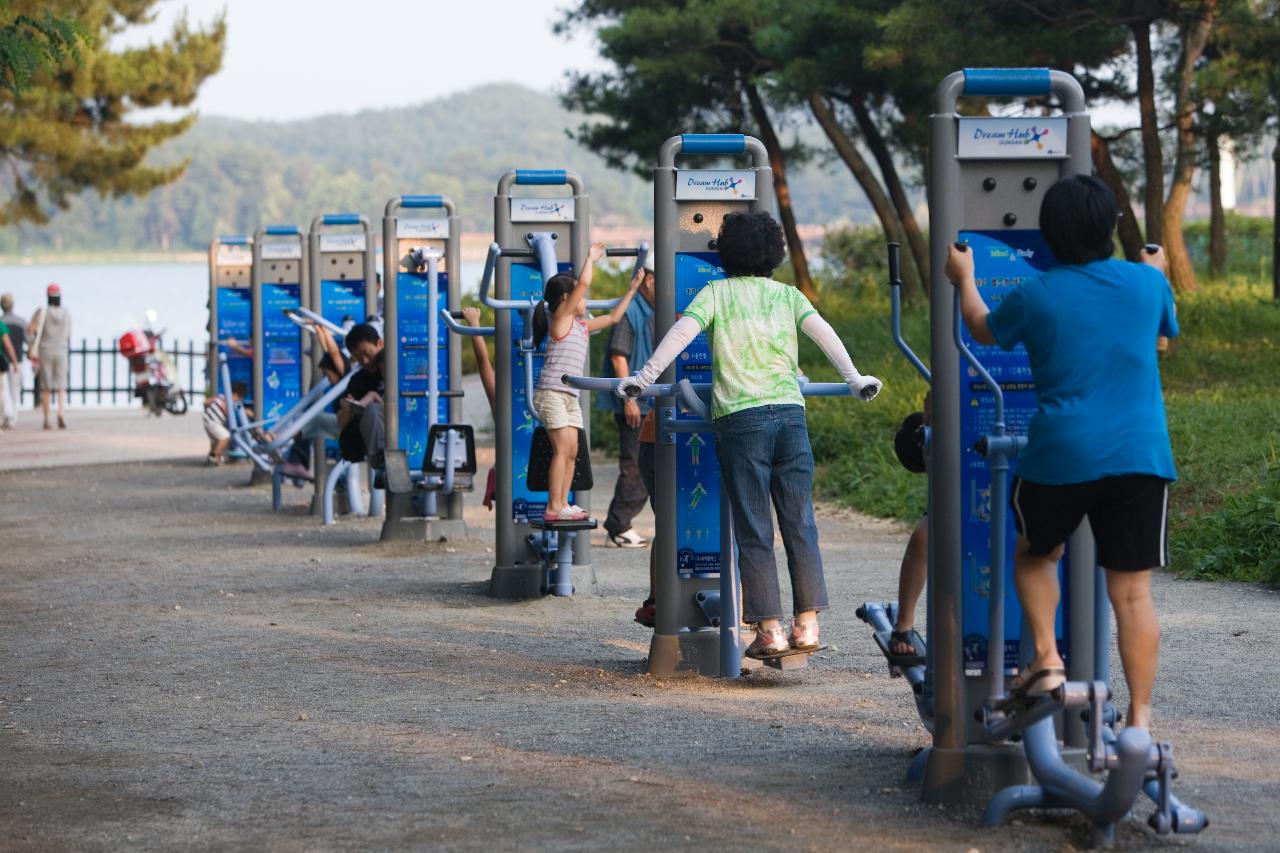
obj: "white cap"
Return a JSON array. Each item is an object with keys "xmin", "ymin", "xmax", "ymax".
[{"xmin": 642, "ymin": 253, "xmax": 655, "ymax": 273}]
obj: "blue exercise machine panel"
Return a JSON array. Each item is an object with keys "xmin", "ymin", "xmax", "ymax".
[
  {"xmin": 260, "ymin": 282, "xmax": 302, "ymax": 424},
  {"xmin": 216, "ymin": 287, "xmax": 252, "ymax": 406},
  {"xmin": 958, "ymin": 229, "xmax": 1067, "ymax": 671},
  {"xmin": 319, "ymin": 279, "xmax": 365, "ymax": 348},
  {"xmin": 395, "ymin": 270, "xmax": 450, "ymax": 469},
  {"xmin": 509, "ymin": 260, "xmax": 573, "ymax": 522},
  {"xmin": 674, "ymin": 252, "xmax": 723, "ymax": 577}
]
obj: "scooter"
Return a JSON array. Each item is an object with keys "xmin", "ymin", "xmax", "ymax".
[{"xmin": 118, "ymin": 311, "xmax": 187, "ymax": 416}]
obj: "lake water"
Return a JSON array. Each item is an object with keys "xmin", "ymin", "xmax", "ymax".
[{"xmin": 0, "ymin": 260, "xmax": 489, "ymax": 347}]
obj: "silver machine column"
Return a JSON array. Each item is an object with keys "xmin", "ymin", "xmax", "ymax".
[
  {"xmin": 306, "ymin": 213, "xmax": 379, "ymax": 516},
  {"xmin": 381, "ymin": 194, "xmax": 466, "ymax": 541},
  {"xmin": 250, "ymin": 225, "xmax": 309, "ymax": 486},
  {"xmin": 208, "ymin": 235, "xmax": 253, "ymax": 401},
  {"xmin": 650, "ymin": 134, "xmax": 774, "ymax": 678},
  {"xmin": 490, "ymin": 170, "xmax": 591, "ymax": 599},
  {"xmin": 922, "ymin": 68, "xmax": 1094, "ymax": 805}
]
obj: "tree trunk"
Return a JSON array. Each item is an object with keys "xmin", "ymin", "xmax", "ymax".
[
  {"xmin": 744, "ymin": 83, "xmax": 817, "ymax": 302},
  {"xmin": 1091, "ymin": 131, "xmax": 1144, "ymax": 260},
  {"xmin": 1207, "ymin": 128, "xmax": 1226, "ymax": 278},
  {"xmin": 1162, "ymin": 0, "xmax": 1218, "ymax": 293},
  {"xmin": 1132, "ymin": 20, "xmax": 1164, "ymax": 245},
  {"xmin": 850, "ymin": 97, "xmax": 930, "ymax": 294},
  {"xmin": 808, "ymin": 91, "xmax": 921, "ymax": 298}
]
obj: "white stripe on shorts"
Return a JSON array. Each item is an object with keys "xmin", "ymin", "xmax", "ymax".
[
  {"xmin": 1159, "ymin": 482, "xmax": 1169, "ymax": 566},
  {"xmin": 1012, "ymin": 477, "xmax": 1027, "ymax": 537}
]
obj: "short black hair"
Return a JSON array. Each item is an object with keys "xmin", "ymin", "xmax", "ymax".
[
  {"xmin": 231, "ymin": 381, "xmax": 248, "ymax": 399},
  {"xmin": 1039, "ymin": 175, "xmax": 1117, "ymax": 266},
  {"xmin": 344, "ymin": 322, "xmax": 381, "ymax": 350},
  {"xmin": 894, "ymin": 411, "xmax": 926, "ymax": 474},
  {"xmin": 717, "ymin": 211, "xmax": 787, "ymax": 278}
]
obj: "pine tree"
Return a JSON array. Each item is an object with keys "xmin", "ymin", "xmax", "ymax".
[{"xmin": 0, "ymin": 1, "xmax": 224, "ymax": 225}]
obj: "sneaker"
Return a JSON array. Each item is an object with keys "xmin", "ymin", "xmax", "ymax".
[
  {"xmin": 789, "ymin": 617, "xmax": 820, "ymax": 652},
  {"xmin": 206, "ymin": 453, "xmax": 224, "ymax": 467},
  {"xmin": 609, "ymin": 528, "xmax": 648, "ymax": 549},
  {"xmin": 634, "ymin": 598, "xmax": 656, "ymax": 627},
  {"xmin": 745, "ymin": 624, "xmax": 790, "ymax": 659}
]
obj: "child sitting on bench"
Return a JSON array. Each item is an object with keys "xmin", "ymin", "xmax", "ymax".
[{"xmin": 618, "ymin": 212, "xmax": 882, "ymax": 660}]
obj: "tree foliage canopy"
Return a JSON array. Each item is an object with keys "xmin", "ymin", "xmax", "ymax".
[{"xmin": 0, "ymin": 1, "xmax": 224, "ymax": 225}]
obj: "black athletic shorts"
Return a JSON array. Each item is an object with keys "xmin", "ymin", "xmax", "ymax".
[{"xmin": 1010, "ymin": 474, "xmax": 1170, "ymax": 572}]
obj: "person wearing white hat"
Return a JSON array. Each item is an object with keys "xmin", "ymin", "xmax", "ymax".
[
  {"xmin": 27, "ymin": 283, "xmax": 71, "ymax": 430},
  {"xmin": 596, "ymin": 251, "xmax": 657, "ymax": 549}
]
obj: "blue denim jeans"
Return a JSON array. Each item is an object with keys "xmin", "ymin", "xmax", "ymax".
[{"xmin": 714, "ymin": 404, "xmax": 828, "ymax": 622}]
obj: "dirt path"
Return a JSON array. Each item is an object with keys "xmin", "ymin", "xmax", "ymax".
[{"xmin": 1, "ymin": 447, "xmax": 1277, "ymax": 851}]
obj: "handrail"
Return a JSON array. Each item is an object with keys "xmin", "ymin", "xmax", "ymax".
[{"xmin": 888, "ymin": 243, "xmax": 931, "ymax": 382}]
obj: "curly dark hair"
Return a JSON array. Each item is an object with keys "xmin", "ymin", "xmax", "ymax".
[{"xmin": 717, "ymin": 211, "xmax": 787, "ymax": 278}]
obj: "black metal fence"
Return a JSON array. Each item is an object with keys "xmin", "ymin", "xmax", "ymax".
[{"xmin": 21, "ymin": 339, "xmax": 209, "ymax": 408}]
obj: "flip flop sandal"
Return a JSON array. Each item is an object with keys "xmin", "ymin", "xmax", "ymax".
[{"xmin": 999, "ymin": 666, "xmax": 1067, "ymax": 711}]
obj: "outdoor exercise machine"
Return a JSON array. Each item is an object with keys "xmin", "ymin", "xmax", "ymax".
[
  {"xmin": 378, "ymin": 194, "xmax": 475, "ymax": 541},
  {"xmin": 568, "ymin": 133, "xmax": 852, "ymax": 679},
  {"xmin": 307, "ymin": 213, "xmax": 379, "ymax": 521},
  {"xmin": 476, "ymin": 169, "xmax": 645, "ymax": 599},
  {"xmin": 858, "ymin": 68, "xmax": 1205, "ymax": 845},
  {"xmin": 207, "ymin": 235, "xmax": 253, "ymax": 411}
]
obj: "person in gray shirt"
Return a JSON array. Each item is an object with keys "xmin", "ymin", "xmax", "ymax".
[
  {"xmin": 27, "ymin": 283, "xmax": 71, "ymax": 430},
  {"xmin": 0, "ymin": 293, "xmax": 24, "ymax": 429}
]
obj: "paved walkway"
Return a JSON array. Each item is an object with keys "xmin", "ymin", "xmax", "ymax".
[
  {"xmin": 0, "ymin": 412, "xmax": 1277, "ymax": 851},
  {"xmin": 0, "ymin": 407, "xmax": 204, "ymax": 471}
]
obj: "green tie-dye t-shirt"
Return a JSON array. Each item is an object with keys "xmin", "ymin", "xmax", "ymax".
[{"xmin": 682, "ymin": 276, "xmax": 817, "ymax": 419}]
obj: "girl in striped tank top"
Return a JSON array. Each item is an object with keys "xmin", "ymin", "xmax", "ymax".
[{"xmin": 533, "ymin": 240, "xmax": 642, "ymax": 521}]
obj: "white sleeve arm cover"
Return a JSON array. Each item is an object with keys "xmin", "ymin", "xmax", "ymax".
[
  {"xmin": 634, "ymin": 315, "xmax": 702, "ymax": 387},
  {"xmin": 801, "ymin": 313, "xmax": 883, "ymax": 400}
]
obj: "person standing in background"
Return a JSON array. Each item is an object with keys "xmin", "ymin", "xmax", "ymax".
[
  {"xmin": 27, "ymin": 283, "xmax": 72, "ymax": 430},
  {"xmin": 0, "ymin": 294, "xmax": 24, "ymax": 429}
]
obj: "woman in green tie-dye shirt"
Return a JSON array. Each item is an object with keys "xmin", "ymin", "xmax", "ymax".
[{"xmin": 618, "ymin": 212, "xmax": 883, "ymax": 660}]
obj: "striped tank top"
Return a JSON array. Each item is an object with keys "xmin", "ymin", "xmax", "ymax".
[{"xmin": 537, "ymin": 316, "xmax": 590, "ymax": 396}]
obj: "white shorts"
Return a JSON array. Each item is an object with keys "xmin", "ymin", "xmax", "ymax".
[
  {"xmin": 37, "ymin": 351, "xmax": 68, "ymax": 390},
  {"xmin": 204, "ymin": 418, "xmax": 231, "ymax": 442},
  {"xmin": 533, "ymin": 389, "xmax": 583, "ymax": 430}
]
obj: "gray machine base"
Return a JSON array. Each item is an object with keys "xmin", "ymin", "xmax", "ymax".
[
  {"xmin": 380, "ymin": 515, "xmax": 467, "ymax": 542},
  {"xmin": 647, "ymin": 630, "xmax": 726, "ymax": 678},
  {"xmin": 488, "ymin": 563, "xmax": 597, "ymax": 600},
  {"xmin": 249, "ymin": 467, "xmax": 272, "ymax": 487},
  {"xmin": 921, "ymin": 744, "xmax": 1088, "ymax": 806}
]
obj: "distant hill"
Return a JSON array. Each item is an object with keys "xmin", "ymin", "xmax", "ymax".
[
  {"xmin": 2, "ymin": 83, "xmax": 1270, "ymax": 256},
  {"xmin": 0, "ymin": 83, "xmax": 880, "ymax": 255}
]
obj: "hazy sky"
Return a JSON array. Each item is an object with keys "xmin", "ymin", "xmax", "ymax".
[{"xmin": 123, "ymin": 0, "xmax": 607, "ymax": 121}]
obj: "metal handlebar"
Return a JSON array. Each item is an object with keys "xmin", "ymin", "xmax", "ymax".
[
  {"xmin": 888, "ymin": 243, "xmax": 931, "ymax": 383},
  {"xmin": 478, "ymin": 242, "xmax": 541, "ymax": 312},
  {"xmin": 440, "ymin": 309, "xmax": 494, "ymax": 337}
]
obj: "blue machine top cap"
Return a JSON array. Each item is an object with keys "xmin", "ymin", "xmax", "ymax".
[
  {"xmin": 400, "ymin": 194, "xmax": 445, "ymax": 208},
  {"xmin": 219, "ymin": 235, "xmax": 250, "ymax": 245},
  {"xmin": 963, "ymin": 68, "xmax": 1052, "ymax": 97},
  {"xmin": 264, "ymin": 225, "xmax": 299, "ymax": 236},
  {"xmin": 681, "ymin": 133, "xmax": 746, "ymax": 155},
  {"xmin": 323, "ymin": 213, "xmax": 361, "ymax": 226},
  {"xmin": 514, "ymin": 169, "xmax": 568, "ymax": 186}
]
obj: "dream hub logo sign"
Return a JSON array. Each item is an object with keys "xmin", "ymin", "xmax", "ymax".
[
  {"xmin": 958, "ymin": 117, "xmax": 1067, "ymax": 159},
  {"xmin": 510, "ymin": 197, "xmax": 576, "ymax": 223},
  {"xmin": 675, "ymin": 169, "xmax": 757, "ymax": 200}
]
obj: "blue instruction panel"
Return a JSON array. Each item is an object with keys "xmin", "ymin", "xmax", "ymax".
[
  {"xmin": 261, "ymin": 282, "xmax": 302, "ymax": 424},
  {"xmin": 674, "ymin": 252, "xmax": 723, "ymax": 576},
  {"xmin": 509, "ymin": 261, "xmax": 573, "ymax": 522},
  {"xmin": 958, "ymin": 229, "xmax": 1067, "ymax": 671},
  {"xmin": 320, "ymin": 279, "xmax": 365, "ymax": 348},
  {"xmin": 395, "ymin": 270, "xmax": 450, "ymax": 469},
  {"xmin": 216, "ymin": 287, "xmax": 252, "ymax": 406}
]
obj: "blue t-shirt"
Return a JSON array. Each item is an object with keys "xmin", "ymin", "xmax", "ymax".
[{"xmin": 986, "ymin": 258, "xmax": 1179, "ymax": 485}]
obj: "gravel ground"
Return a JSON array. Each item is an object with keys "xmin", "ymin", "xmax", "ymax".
[{"xmin": 1, "ymin": 445, "xmax": 1278, "ymax": 852}]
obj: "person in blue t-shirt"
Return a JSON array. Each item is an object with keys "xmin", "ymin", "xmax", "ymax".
[{"xmin": 947, "ymin": 174, "xmax": 1178, "ymax": 732}]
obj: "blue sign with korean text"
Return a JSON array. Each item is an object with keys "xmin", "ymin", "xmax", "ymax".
[
  {"xmin": 261, "ymin": 282, "xmax": 302, "ymax": 424},
  {"xmin": 959, "ymin": 229, "xmax": 1067, "ymax": 671},
  {"xmin": 395, "ymin": 270, "xmax": 450, "ymax": 469},
  {"xmin": 216, "ymin": 287, "xmax": 252, "ymax": 406},
  {"xmin": 674, "ymin": 252, "xmax": 723, "ymax": 576},
  {"xmin": 320, "ymin": 279, "xmax": 366, "ymax": 348}
]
